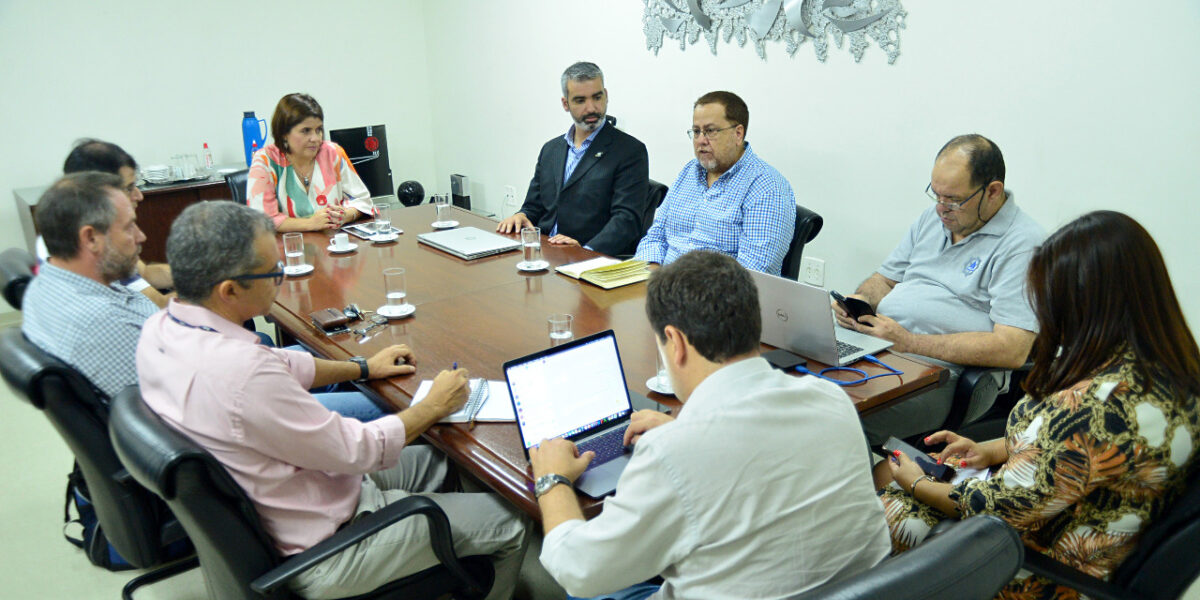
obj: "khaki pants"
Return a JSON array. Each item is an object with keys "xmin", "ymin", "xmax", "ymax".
[{"xmin": 291, "ymin": 446, "xmax": 531, "ymax": 600}]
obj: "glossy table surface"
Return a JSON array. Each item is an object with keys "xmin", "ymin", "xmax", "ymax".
[{"xmin": 269, "ymin": 204, "xmax": 946, "ymax": 518}]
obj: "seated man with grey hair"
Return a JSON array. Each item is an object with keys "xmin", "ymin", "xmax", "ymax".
[
  {"xmin": 23, "ymin": 171, "xmax": 156, "ymax": 399},
  {"xmin": 136, "ymin": 201, "xmax": 530, "ymax": 599},
  {"xmin": 497, "ymin": 61, "xmax": 649, "ymax": 256}
]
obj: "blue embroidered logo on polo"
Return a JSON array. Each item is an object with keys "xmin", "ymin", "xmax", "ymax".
[{"xmin": 963, "ymin": 257, "xmax": 981, "ymax": 276}]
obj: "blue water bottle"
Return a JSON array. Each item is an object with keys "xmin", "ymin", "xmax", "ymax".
[{"xmin": 241, "ymin": 111, "xmax": 267, "ymax": 166}]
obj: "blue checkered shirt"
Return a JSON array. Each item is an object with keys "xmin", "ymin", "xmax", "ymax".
[
  {"xmin": 634, "ymin": 143, "xmax": 795, "ymax": 274},
  {"xmin": 22, "ymin": 262, "xmax": 158, "ymax": 399}
]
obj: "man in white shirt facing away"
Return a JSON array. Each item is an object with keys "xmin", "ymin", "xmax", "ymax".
[{"xmin": 531, "ymin": 250, "xmax": 891, "ymax": 600}]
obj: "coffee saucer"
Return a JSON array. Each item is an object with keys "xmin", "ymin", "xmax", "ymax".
[
  {"xmin": 283, "ymin": 264, "xmax": 314, "ymax": 277},
  {"xmin": 377, "ymin": 304, "xmax": 416, "ymax": 319},
  {"xmin": 369, "ymin": 232, "xmax": 400, "ymax": 243},
  {"xmin": 517, "ymin": 260, "xmax": 549, "ymax": 272},
  {"xmin": 645, "ymin": 376, "xmax": 674, "ymax": 396},
  {"xmin": 431, "ymin": 220, "xmax": 459, "ymax": 230},
  {"xmin": 327, "ymin": 242, "xmax": 358, "ymax": 254}
]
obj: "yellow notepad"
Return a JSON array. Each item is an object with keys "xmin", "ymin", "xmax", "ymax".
[{"xmin": 556, "ymin": 258, "xmax": 650, "ymax": 289}]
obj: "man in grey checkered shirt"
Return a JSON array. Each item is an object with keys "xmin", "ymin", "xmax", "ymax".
[{"xmin": 22, "ymin": 171, "xmax": 156, "ymax": 400}]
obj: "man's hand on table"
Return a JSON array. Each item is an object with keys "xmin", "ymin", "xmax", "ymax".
[
  {"xmin": 496, "ymin": 212, "xmax": 533, "ymax": 234},
  {"xmin": 366, "ymin": 345, "xmax": 417, "ymax": 379},
  {"xmin": 530, "ymin": 438, "xmax": 593, "ymax": 483}
]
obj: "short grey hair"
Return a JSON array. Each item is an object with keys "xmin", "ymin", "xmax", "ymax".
[
  {"xmin": 36, "ymin": 172, "xmax": 123, "ymax": 259},
  {"xmin": 167, "ymin": 201, "xmax": 275, "ymax": 303},
  {"xmin": 561, "ymin": 61, "xmax": 604, "ymax": 97}
]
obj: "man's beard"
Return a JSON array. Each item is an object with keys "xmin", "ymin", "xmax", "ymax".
[{"xmin": 99, "ymin": 244, "xmax": 139, "ymax": 282}]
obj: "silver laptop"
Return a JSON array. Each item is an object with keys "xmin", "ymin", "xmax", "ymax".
[
  {"xmin": 749, "ymin": 271, "xmax": 893, "ymax": 366},
  {"xmin": 417, "ymin": 226, "xmax": 521, "ymax": 260},
  {"xmin": 503, "ymin": 330, "xmax": 633, "ymax": 498}
]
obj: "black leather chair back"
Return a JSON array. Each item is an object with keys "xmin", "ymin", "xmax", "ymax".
[
  {"xmin": 225, "ymin": 169, "xmax": 250, "ymax": 205},
  {"xmin": 0, "ymin": 328, "xmax": 180, "ymax": 568},
  {"xmin": 1, "ymin": 247, "xmax": 36, "ymax": 310},
  {"xmin": 641, "ymin": 179, "xmax": 669, "ymax": 238},
  {"xmin": 780, "ymin": 205, "xmax": 824, "ymax": 280},
  {"xmin": 788, "ymin": 515, "xmax": 1023, "ymax": 600},
  {"xmin": 1111, "ymin": 464, "xmax": 1200, "ymax": 599},
  {"xmin": 109, "ymin": 387, "xmax": 288, "ymax": 599}
]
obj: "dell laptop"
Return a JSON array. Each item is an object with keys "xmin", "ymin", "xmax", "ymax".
[
  {"xmin": 417, "ymin": 226, "xmax": 521, "ymax": 260},
  {"xmin": 503, "ymin": 330, "xmax": 634, "ymax": 498},
  {"xmin": 749, "ymin": 270, "xmax": 893, "ymax": 366}
]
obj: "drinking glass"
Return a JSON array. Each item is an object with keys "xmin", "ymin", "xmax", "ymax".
[
  {"xmin": 283, "ymin": 233, "xmax": 306, "ymax": 270},
  {"xmin": 434, "ymin": 194, "xmax": 454, "ymax": 226},
  {"xmin": 548, "ymin": 313, "xmax": 573, "ymax": 345},
  {"xmin": 383, "ymin": 267, "xmax": 409, "ymax": 309},
  {"xmin": 519, "ymin": 226, "xmax": 542, "ymax": 269}
]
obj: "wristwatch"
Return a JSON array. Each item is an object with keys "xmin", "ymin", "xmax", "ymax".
[
  {"xmin": 348, "ymin": 356, "xmax": 369, "ymax": 382},
  {"xmin": 534, "ymin": 474, "xmax": 572, "ymax": 498}
]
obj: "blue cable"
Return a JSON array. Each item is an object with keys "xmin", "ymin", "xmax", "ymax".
[{"xmin": 793, "ymin": 354, "xmax": 904, "ymax": 386}]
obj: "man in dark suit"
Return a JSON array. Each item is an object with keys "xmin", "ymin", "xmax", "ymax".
[{"xmin": 497, "ymin": 62, "xmax": 649, "ymax": 256}]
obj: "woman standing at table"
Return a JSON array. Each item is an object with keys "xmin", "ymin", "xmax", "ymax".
[
  {"xmin": 247, "ymin": 93, "xmax": 372, "ymax": 232},
  {"xmin": 878, "ymin": 211, "xmax": 1200, "ymax": 600}
]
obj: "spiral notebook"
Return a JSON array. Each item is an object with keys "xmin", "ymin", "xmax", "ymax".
[{"xmin": 410, "ymin": 379, "xmax": 515, "ymax": 423}]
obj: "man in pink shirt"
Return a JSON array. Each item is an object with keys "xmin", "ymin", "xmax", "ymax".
[{"xmin": 136, "ymin": 201, "xmax": 528, "ymax": 599}]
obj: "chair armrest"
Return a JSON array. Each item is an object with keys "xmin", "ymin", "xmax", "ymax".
[
  {"xmin": 250, "ymin": 495, "xmax": 486, "ymax": 596},
  {"xmin": 1022, "ymin": 550, "xmax": 1140, "ymax": 600}
]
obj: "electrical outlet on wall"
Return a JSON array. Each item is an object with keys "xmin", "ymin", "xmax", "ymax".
[{"xmin": 800, "ymin": 257, "xmax": 825, "ymax": 287}]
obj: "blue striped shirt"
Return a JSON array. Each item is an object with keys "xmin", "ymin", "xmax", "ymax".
[{"xmin": 634, "ymin": 143, "xmax": 795, "ymax": 274}]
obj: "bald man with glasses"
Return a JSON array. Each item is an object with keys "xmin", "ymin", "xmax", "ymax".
[{"xmin": 835, "ymin": 134, "xmax": 1045, "ymax": 445}]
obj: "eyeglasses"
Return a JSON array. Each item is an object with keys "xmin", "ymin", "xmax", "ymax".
[
  {"xmin": 925, "ymin": 182, "xmax": 987, "ymax": 211},
  {"xmin": 686, "ymin": 125, "xmax": 738, "ymax": 140},
  {"xmin": 230, "ymin": 261, "xmax": 285, "ymax": 286}
]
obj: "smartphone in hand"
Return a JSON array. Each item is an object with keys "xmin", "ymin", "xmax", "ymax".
[{"xmin": 830, "ymin": 290, "xmax": 876, "ymax": 321}]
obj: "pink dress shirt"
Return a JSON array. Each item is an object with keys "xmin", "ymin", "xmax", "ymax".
[{"xmin": 136, "ymin": 300, "xmax": 407, "ymax": 555}]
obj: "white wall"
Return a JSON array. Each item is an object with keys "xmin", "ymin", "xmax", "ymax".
[
  {"xmin": 421, "ymin": 0, "xmax": 1200, "ymax": 328},
  {"xmin": 3, "ymin": 0, "xmax": 1198, "ymax": 328},
  {"xmin": 0, "ymin": 0, "xmax": 437, "ymax": 257}
]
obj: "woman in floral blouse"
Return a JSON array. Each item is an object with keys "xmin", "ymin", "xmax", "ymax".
[
  {"xmin": 877, "ymin": 210, "xmax": 1200, "ymax": 600},
  {"xmin": 247, "ymin": 93, "xmax": 373, "ymax": 232}
]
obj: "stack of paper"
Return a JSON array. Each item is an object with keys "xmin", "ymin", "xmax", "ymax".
[{"xmin": 556, "ymin": 258, "xmax": 650, "ymax": 290}]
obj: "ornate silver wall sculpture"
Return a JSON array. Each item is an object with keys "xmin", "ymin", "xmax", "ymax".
[{"xmin": 643, "ymin": 0, "xmax": 906, "ymax": 64}]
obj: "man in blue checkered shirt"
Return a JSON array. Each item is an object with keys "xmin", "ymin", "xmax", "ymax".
[{"xmin": 634, "ymin": 91, "xmax": 795, "ymax": 275}]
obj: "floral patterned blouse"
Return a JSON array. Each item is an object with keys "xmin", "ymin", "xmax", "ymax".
[
  {"xmin": 880, "ymin": 350, "xmax": 1199, "ymax": 600},
  {"xmin": 247, "ymin": 141, "xmax": 372, "ymax": 226}
]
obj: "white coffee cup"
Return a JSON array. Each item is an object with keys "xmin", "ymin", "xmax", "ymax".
[{"xmin": 333, "ymin": 232, "xmax": 351, "ymax": 250}]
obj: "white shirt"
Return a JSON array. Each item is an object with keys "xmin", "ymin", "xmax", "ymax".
[{"xmin": 540, "ymin": 358, "xmax": 891, "ymax": 599}]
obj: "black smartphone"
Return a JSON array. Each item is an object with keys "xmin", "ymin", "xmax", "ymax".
[
  {"xmin": 762, "ymin": 348, "xmax": 807, "ymax": 370},
  {"xmin": 830, "ymin": 290, "xmax": 876, "ymax": 321},
  {"xmin": 882, "ymin": 436, "xmax": 956, "ymax": 481}
]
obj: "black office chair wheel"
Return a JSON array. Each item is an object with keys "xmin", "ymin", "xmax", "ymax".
[{"xmin": 397, "ymin": 180, "xmax": 425, "ymax": 207}]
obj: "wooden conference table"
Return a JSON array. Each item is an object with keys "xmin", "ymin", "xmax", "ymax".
[{"xmin": 269, "ymin": 204, "xmax": 946, "ymax": 519}]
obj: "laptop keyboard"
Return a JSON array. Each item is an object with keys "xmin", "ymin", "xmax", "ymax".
[
  {"xmin": 578, "ymin": 427, "xmax": 629, "ymax": 464},
  {"xmin": 836, "ymin": 340, "xmax": 864, "ymax": 358}
]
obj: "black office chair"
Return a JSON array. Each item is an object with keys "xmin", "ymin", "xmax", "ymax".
[
  {"xmin": 225, "ymin": 169, "xmax": 250, "ymax": 204},
  {"xmin": 108, "ymin": 386, "xmax": 495, "ymax": 600},
  {"xmin": 1021, "ymin": 462, "xmax": 1200, "ymax": 600},
  {"xmin": 640, "ymin": 179, "xmax": 669, "ymax": 238},
  {"xmin": 0, "ymin": 329, "xmax": 197, "ymax": 600},
  {"xmin": 788, "ymin": 515, "xmax": 1023, "ymax": 600},
  {"xmin": 779, "ymin": 205, "xmax": 824, "ymax": 280},
  {"xmin": 1, "ymin": 247, "xmax": 36, "ymax": 310}
]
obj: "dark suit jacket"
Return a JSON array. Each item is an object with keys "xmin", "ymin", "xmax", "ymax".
[{"xmin": 518, "ymin": 123, "xmax": 649, "ymax": 256}]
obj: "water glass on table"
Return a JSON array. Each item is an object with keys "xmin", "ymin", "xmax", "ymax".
[{"xmin": 548, "ymin": 313, "xmax": 573, "ymax": 346}]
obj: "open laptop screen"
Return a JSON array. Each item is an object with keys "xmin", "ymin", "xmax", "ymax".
[{"xmin": 504, "ymin": 331, "xmax": 632, "ymax": 451}]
